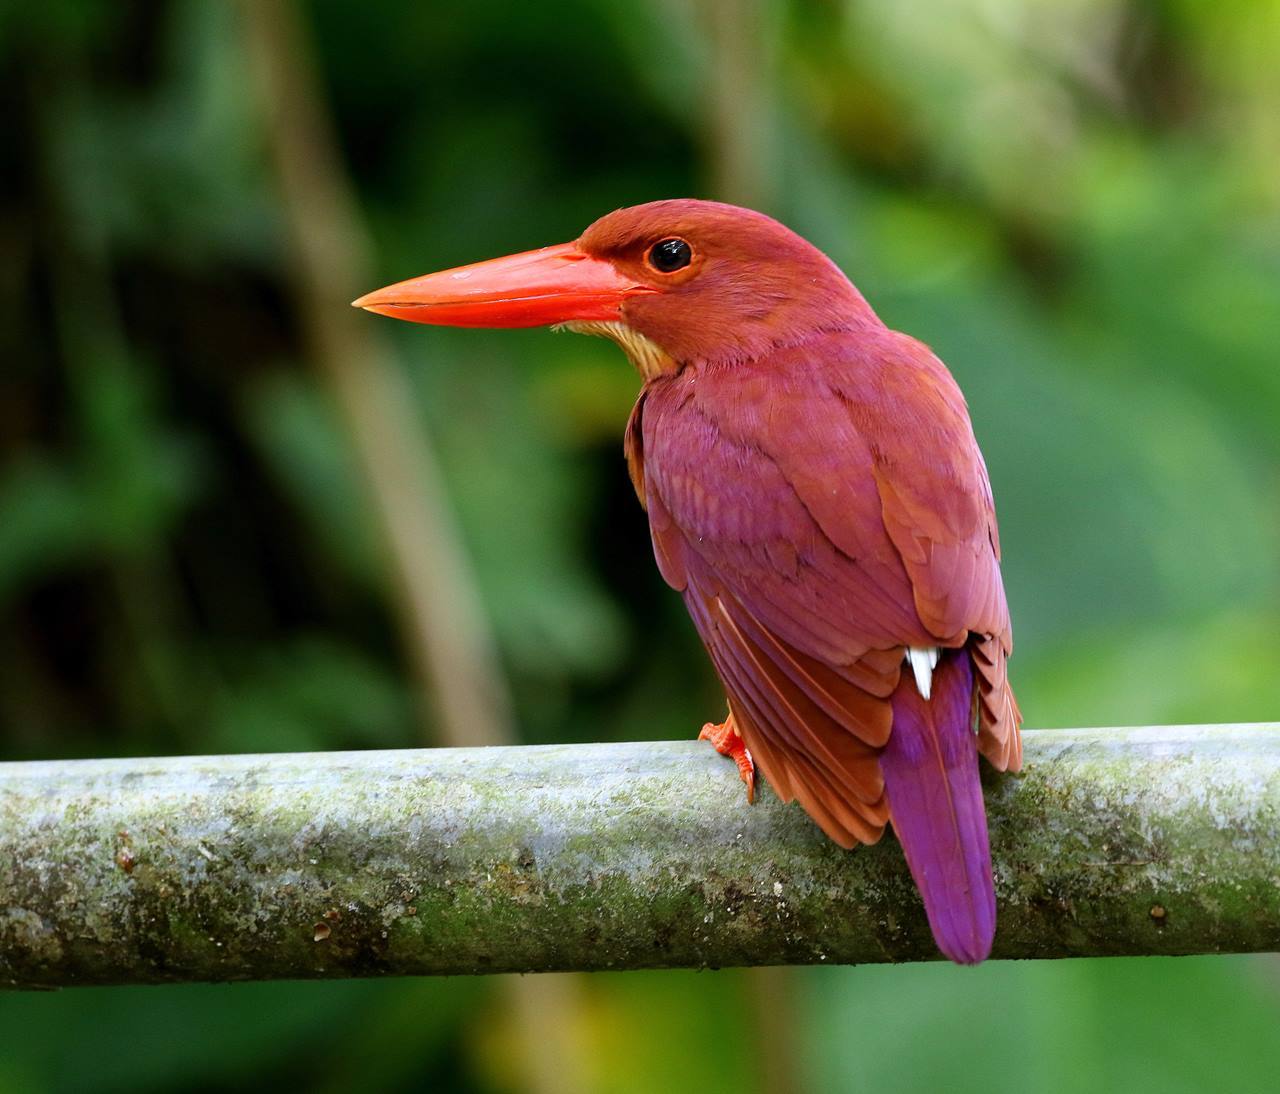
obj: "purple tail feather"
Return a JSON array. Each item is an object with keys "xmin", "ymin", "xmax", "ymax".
[{"xmin": 881, "ymin": 648, "xmax": 995, "ymax": 965}]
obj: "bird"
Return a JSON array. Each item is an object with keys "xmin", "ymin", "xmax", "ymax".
[{"xmin": 354, "ymin": 199, "xmax": 1022, "ymax": 964}]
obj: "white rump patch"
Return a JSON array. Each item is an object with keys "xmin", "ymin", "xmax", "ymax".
[{"xmin": 906, "ymin": 646, "xmax": 941, "ymax": 701}]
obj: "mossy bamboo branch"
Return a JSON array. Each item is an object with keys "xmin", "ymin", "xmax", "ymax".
[{"xmin": 3, "ymin": 724, "xmax": 1278, "ymax": 989}]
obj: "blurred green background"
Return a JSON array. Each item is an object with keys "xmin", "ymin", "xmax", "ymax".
[{"xmin": 3, "ymin": 0, "xmax": 1280, "ymax": 1091}]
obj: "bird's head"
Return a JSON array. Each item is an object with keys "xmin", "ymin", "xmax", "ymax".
[{"xmin": 354, "ymin": 199, "xmax": 877, "ymax": 377}]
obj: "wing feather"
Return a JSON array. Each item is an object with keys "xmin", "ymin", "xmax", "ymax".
[{"xmin": 638, "ymin": 330, "xmax": 1022, "ymax": 845}]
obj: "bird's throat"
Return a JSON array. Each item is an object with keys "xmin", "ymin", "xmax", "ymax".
[{"xmin": 561, "ymin": 320, "xmax": 677, "ymax": 381}]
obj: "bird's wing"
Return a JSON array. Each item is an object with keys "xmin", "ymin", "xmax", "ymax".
[
  {"xmin": 636, "ymin": 334, "xmax": 1019, "ymax": 846},
  {"xmin": 832, "ymin": 340, "xmax": 1021, "ymax": 770}
]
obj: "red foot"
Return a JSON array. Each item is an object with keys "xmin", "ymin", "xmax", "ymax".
[{"xmin": 699, "ymin": 713, "xmax": 756, "ymax": 803}]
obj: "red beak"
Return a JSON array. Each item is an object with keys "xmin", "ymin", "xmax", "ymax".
[{"xmin": 352, "ymin": 242, "xmax": 654, "ymax": 328}]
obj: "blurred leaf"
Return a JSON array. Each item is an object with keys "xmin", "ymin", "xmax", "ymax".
[
  {"xmin": 207, "ymin": 634, "xmax": 413, "ymax": 753},
  {"xmin": 0, "ymin": 456, "xmax": 87, "ymax": 604},
  {"xmin": 804, "ymin": 955, "xmax": 1280, "ymax": 1094},
  {"xmin": 470, "ymin": 969, "xmax": 755, "ymax": 1094},
  {"xmin": 72, "ymin": 352, "xmax": 206, "ymax": 554},
  {"xmin": 1018, "ymin": 610, "xmax": 1280, "ymax": 730},
  {"xmin": 406, "ymin": 336, "xmax": 629, "ymax": 682},
  {"xmin": 45, "ymin": 1, "xmax": 277, "ymax": 269},
  {"xmin": 0, "ymin": 977, "xmax": 483, "ymax": 1094},
  {"xmin": 242, "ymin": 369, "xmax": 380, "ymax": 586}
]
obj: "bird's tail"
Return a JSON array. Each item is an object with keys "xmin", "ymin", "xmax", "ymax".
[{"xmin": 880, "ymin": 647, "xmax": 995, "ymax": 964}]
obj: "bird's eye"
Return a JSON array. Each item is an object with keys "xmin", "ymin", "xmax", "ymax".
[{"xmin": 648, "ymin": 238, "xmax": 692, "ymax": 273}]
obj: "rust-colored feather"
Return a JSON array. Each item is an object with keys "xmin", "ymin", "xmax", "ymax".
[{"xmin": 634, "ymin": 326, "xmax": 1021, "ymax": 846}]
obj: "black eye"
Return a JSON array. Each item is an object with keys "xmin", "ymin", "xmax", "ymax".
[{"xmin": 648, "ymin": 238, "xmax": 692, "ymax": 273}]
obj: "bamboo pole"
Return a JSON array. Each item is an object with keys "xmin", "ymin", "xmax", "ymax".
[{"xmin": 3, "ymin": 724, "xmax": 1278, "ymax": 989}]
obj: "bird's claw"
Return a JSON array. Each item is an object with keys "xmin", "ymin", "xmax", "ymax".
[{"xmin": 699, "ymin": 714, "xmax": 756, "ymax": 803}]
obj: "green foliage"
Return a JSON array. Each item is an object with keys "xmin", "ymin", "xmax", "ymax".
[
  {"xmin": 805, "ymin": 956, "xmax": 1280, "ymax": 1094},
  {"xmin": 2, "ymin": 0, "xmax": 1279, "ymax": 1091}
]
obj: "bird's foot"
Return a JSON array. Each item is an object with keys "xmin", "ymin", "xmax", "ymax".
[{"xmin": 699, "ymin": 713, "xmax": 756, "ymax": 803}]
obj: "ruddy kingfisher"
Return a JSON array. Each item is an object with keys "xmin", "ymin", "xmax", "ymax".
[{"xmin": 355, "ymin": 200, "xmax": 1022, "ymax": 964}]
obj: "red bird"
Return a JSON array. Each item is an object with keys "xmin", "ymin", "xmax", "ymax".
[{"xmin": 355, "ymin": 200, "xmax": 1022, "ymax": 963}]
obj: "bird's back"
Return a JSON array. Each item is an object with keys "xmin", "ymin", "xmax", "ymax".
[{"xmin": 628, "ymin": 328, "xmax": 1020, "ymax": 852}]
